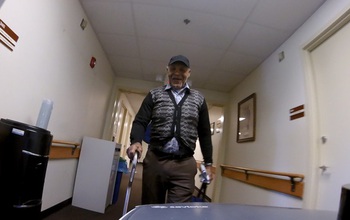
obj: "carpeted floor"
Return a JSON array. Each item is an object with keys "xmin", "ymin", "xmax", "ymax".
[{"xmin": 42, "ymin": 163, "xmax": 143, "ymax": 220}]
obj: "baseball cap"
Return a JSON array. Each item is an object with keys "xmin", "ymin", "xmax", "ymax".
[{"xmin": 168, "ymin": 55, "xmax": 190, "ymax": 67}]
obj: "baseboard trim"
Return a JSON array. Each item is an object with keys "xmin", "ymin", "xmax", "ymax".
[{"xmin": 40, "ymin": 198, "xmax": 72, "ymax": 218}]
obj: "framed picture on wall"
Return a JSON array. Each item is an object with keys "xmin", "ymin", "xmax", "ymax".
[{"xmin": 237, "ymin": 93, "xmax": 256, "ymax": 143}]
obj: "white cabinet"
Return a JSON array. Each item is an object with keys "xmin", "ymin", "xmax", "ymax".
[{"xmin": 72, "ymin": 136, "xmax": 121, "ymax": 213}]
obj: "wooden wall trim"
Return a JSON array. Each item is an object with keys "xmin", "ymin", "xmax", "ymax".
[
  {"xmin": 49, "ymin": 140, "xmax": 81, "ymax": 159},
  {"xmin": 220, "ymin": 165, "xmax": 304, "ymax": 198}
]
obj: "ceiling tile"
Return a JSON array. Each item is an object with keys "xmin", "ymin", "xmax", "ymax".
[
  {"xmin": 229, "ymin": 22, "xmax": 290, "ymax": 58},
  {"xmin": 138, "ymin": 38, "xmax": 224, "ymax": 68},
  {"xmin": 81, "ymin": 1, "xmax": 135, "ymax": 34},
  {"xmin": 79, "ymin": 0, "xmax": 327, "ymax": 94},
  {"xmin": 132, "ymin": 0, "xmax": 259, "ymax": 19},
  {"xmin": 98, "ymin": 33, "xmax": 139, "ymax": 57},
  {"xmin": 204, "ymin": 71, "xmax": 247, "ymax": 92},
  {"xmin": 109, "ymin": 56, "xmax": 142, "ymax": 74},
  {"xmin": 133, "ymin": 3, "xmax": 244, "ymax": 49},
  {"xmin": 248, "ymin": 0, "xmax": 326, "ymax": 31},
  {"xmin": 219, "ymin": 51, "xmax": 264, "ymax": 74}
]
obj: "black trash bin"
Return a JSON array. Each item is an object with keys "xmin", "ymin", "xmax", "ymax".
[{"xmin": 0, "ymin": 118, "xmax": 52, "ymax": 219}]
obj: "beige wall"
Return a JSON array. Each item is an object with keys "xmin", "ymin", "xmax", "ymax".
[
  {"xmin": 0, "ymin": 0, "xmax": 115, "ymax": 210},
  {"xmin": 216, "ymin": 0, "xmax": 350, "ymax": 211}
]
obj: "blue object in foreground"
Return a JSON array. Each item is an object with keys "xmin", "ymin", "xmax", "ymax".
[{"xmin": 120, "ymin": 203, "xmax": 337, "ymax": 220}]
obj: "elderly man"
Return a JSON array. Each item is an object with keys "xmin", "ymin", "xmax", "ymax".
[{"xmin": 127, "ymin": 55, "xmax": 213, "ymax": 204}]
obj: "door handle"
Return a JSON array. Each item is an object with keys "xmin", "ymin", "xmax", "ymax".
[{"xmin": 319, "ymin": 165, "xmax": 329, "ymax": 172}]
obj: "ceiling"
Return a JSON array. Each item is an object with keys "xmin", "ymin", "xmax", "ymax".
[{"xmin": 79, "ymin": 0, "xmax": 326, "ymax": 94}]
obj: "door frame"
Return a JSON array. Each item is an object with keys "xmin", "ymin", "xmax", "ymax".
[{"xmin": 302, "ymin": 8, "xmax": 350, "ymax": 209}]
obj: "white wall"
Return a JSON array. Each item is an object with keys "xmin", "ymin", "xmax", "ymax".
[
  {"xmin": 0, "ymin": 0, "xmax": 115, "ymax": 210},
  {"xmin": 216, "ymin": 0, "xmax": 350, "ymax": 210},
  {"xmin": 194, "ymin": 105, "xmax": 223, "ymax": 200}
]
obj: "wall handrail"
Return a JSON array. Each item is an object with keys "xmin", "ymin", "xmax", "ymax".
[
  {"xmin": 49, "ymin": 139, "xmax": 81, "ymax": 159},
  {"xmin": 220, "ymin": 165, "xmax": 304, "ymax": 198}
]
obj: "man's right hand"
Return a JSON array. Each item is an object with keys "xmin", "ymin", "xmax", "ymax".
[{"xmin": 126, "ymin": 142, "xmax": 142, "ymax": 160}]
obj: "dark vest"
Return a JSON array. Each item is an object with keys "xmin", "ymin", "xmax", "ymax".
[{"xmin": 149, "ymin": 86, "xmax": 205, "ymax": 155}]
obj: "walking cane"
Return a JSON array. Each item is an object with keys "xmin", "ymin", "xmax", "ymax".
[{"xmin": 122, "ymin": 152, "xmax": 138, "ymax": 216}]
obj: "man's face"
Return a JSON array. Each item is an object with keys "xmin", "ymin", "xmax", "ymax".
[{"xmin": 167, "ymin": 62, "xmax": 191, "ymax": 89}]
